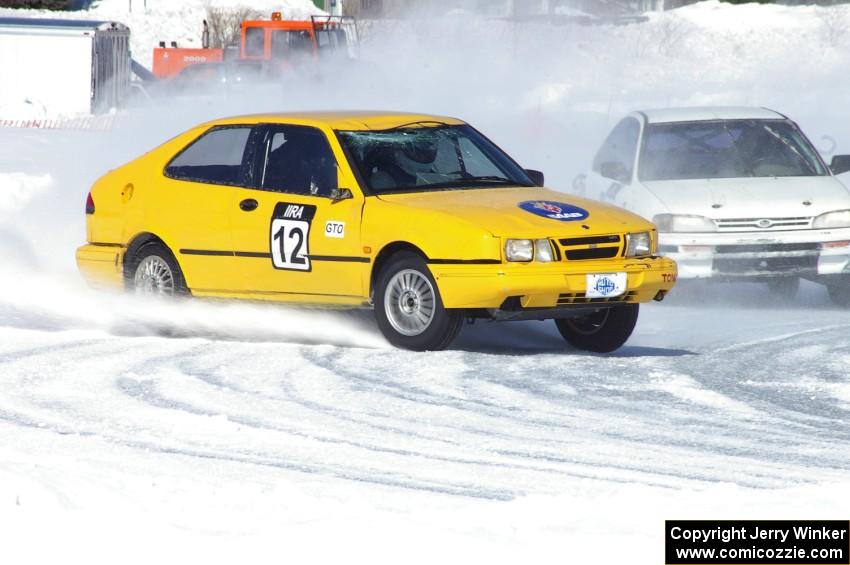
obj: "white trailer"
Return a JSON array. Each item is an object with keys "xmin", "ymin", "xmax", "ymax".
[{"xmin": 0, "ymin": 17, "xmax": 130, "ymax": 117}]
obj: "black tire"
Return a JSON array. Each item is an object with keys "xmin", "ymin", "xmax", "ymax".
[
  {"xmin": 125, "ymin": 241, "xmax": 188, "ymax": 296},
  {"xmin": 374, "ymin": 251, "xmax": 463, "ymax": 351},
  {"xmin": 827, "ymin": 276, "xmax": 850, "ymax": 307},
  {"xmin": 767, "ymin": 277, "xmax": 799, "ymax": 301},
  {"xmin": 554, "ymin": 304, "xmax": 639, "ymax": 353}
]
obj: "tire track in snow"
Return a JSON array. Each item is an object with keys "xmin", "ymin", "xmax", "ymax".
[{"xmin": 2, "ymin": 312, "xmax": 850, "ymax": 498}]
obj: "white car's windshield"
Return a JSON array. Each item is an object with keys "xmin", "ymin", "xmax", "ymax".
[
  {"xmin": 639, "ymin": 119, "xmax": 828, "ymax": 181},
  {"xmin": 337, "ymin": 124, "xmax": 535, "ymax": 194}
]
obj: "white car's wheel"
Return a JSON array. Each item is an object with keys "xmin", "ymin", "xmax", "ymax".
[
  {"xmin": 827, "ymin": 276, "xmax": 850, "ymax": 307},
  {"xmin": 767, "ymin": 277, "xmax": 799, "ymax": 301}
]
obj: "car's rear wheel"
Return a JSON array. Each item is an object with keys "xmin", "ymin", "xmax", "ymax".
[
  {"xmin": 127, "ymin": 242, "xmax": 187, "ymax": 297},
  {"xmin": 767, "ymin": 277, "xmax": 799, "ymax": 301},
  {"xmin": 554, "ymin": 304, "xmax": 639, "ymax": 353},
  {"xmin": 374, "ymin": 252, "xmax": 462, "ymax": 351}
]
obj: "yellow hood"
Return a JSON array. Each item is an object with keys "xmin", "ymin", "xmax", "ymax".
[{"xmin": 376, "ymin": 187, "xmax": 652, "ymax": 238}]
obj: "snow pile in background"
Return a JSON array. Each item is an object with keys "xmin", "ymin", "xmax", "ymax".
[
  {"xmin": 0, "ymin": 99, "xmax": 50, "ymax": 121},
  {"xmin": 0, "ymin": 173, "xmax": 51, "ymax": 214},
  {"xmin": 0, "ymin": 0, "xmax": 326, "ymax": 119},
  {"xmin": 0, "ymin": 0, "xmax": 324, "ymax": 70}
]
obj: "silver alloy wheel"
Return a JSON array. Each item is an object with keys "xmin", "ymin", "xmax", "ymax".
[
  {"xmin": 133, "ymin": 255, "xmax": 175, "ymax": 296},
  {"xmin": 384, "ymin": 268, "xmax": 437, "ymax": 336},
  {"xmin": 564, "ymin": 309, "xmax": 610, "ymax": 336}
]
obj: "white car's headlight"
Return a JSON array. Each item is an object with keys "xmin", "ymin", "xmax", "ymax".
[
  {"xmin": 626, "ymin": 232, "xmax": 652, "ymax": 257},
  {"xmin": 534, "ymin": 239, "xmax": 555, "ymax": 262},
  {"xmin": 813, "ymin": 210, "xmax": 850, "ymax": 229},
  {"xmin": 653, "ymin": 214, "xmax": 717, "ymax": 233},
  {"xmin": 505, "ymin": 239, "xmax": 533, "ymax": 262}
]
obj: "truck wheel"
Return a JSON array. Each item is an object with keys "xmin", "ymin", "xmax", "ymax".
[
  {"xmin": 827, "ymin": 276, "xmax": 850, "ymax": 307},
  {"xmin": 554, "ymin": 304, "xmax": 639, "ymax": 353},
  {"xmin": 126, "ymin": 242, "xmax": 188, "ymax": 297},
  {"xmin": 374, "ymin": 252, "xmax": 462, "ymax": 351},
  {"xmin": 767, "ymin": 277, "xmax": 799, "ymax": 300}
]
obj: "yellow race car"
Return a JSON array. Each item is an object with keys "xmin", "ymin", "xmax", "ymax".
[{"xmin": 76, "ymin": 112, "xmax": 677, "ymax": 351}]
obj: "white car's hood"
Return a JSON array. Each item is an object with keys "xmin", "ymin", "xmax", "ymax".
[{"xmin": 641, "ymin": 176, "xmax": 850, "ymax": 219}]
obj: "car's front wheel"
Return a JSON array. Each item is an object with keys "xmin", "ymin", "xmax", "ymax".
[
  {"xmin": 767, "ymin": 277, "xmax": 800, "ymax": 301},
  {"xmin": 554, "ymin": 304, "xmax": 639, "ymax": 353},
  {"xmin": 126, "ymin": 242, "xmax": 187, "ymax": 297},
  {"xmin": 826, "ymin": 276, "xmax": 850, "ymax": 307},
  {"xmin": 374, "ymin": 252, "xmax": 462, "ymax": 351}
]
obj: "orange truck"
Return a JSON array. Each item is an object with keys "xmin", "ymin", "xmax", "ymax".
[{"xmin": 152, "ymin": 14, "xmax": 356, "ymax": 79}]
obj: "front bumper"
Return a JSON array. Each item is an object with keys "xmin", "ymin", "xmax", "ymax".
[
  {"xmin": 659, "ymin": 228, "xmax": 850, "ymax": 279},
  {"xmin": 429, "ymin": 256, "xmax": 677, "ymax": 310}
]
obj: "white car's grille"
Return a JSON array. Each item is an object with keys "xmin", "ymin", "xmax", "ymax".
[{"xmin": 715, "ymin": 217, "xmax": 813, "ymax": 232}]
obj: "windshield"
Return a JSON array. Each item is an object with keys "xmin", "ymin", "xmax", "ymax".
[
  {"xmin": 639, "ymin": 119, "xmax": 828, "ymax": 181},
  {"xmin": 337, "ymin": 124, "xmax": 535, "ymax": 194}
]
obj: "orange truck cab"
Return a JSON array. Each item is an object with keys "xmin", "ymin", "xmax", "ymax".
[{"xmin": 152, "ymin": 14, "xmax": 355, "ymax": 79}]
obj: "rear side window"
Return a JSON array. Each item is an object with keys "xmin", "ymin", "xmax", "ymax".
[{"xmin": 166, "ymin": 127, "xmax": 252, "ymax": 186}]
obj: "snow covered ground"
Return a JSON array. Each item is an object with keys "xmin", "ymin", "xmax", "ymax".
[{"xmin": 1, "ymin": 1, "xmax": 850, "ymax": 563}]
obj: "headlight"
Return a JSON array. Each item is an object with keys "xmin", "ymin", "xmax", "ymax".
[
  {"xmin": 653, "ymin": 214, "xmax": 716, "ymax": 233},
  {"xmin": 534, "ymin": 239, "xmax": 555, "ymax": 262},
  {"xmin": 813, "ymin": 210, "xmax": 850, "ymax": 229},
  {"xmin": 505, "ymin": 239, "xmax": 533, "ymax": 262},
  {"xmin": 626, "ymin": 232, "xmax": 652, "ymax": 257}
]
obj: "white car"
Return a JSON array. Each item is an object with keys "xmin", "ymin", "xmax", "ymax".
[{"xmin": 577, "ymin": 107, "xmax": 850, "ymax": 305}]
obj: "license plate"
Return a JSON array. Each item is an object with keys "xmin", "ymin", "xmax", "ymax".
[{"xmin": 586, "ymin": 273, "xmax": 627, "ymax": 298}]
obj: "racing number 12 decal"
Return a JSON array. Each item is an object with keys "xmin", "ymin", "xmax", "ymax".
[{"xmin": 270, "ymin": 202, "xmax": 317, "ymax": 272}]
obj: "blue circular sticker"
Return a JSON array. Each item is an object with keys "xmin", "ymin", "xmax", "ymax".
[{"xmin": 518, "ymin": 200, "xmax": 590, "ymax": 222}]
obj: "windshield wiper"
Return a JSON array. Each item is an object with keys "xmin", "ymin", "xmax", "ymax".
[
  {"xmin": 463, "ymin": 175, "xmax": 516, "ymax": 183},
  {"xmin": 446, "ymin": 170, "xmax": 519, "ymax": 184}
]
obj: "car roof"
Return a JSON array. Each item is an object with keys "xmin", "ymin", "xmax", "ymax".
[
  {"xmin": 636, "ymin": 107, "xmax": 787, "ymax": 124},
  {"xmin": 202, "ymin": 112, "xmax": 466, "ymax": 131}
]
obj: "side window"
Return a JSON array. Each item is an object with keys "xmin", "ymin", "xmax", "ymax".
[
  {"xmin": 244, "ymin": 27, "xmax": 264, "ymax": 57},
  {"xmin": 593, "ymin": 117, "xmax": 640, "ymax": 182},
  {"xmin": 258, "ymin": 126, "xmax": 338, "ymax": 197},
  {"xmin": 270, "ymin": 31, "xmax": 314, "ymax": 59},
  {"xmin": 166, "ymin": 126, "xmax": 252, "ymax": 186},
  {"xmin": 271, "ymin": 30, "xmax": 291, "ymax": 59},
  {"xmin": 316, "ymin": 29, "xmax": 347, "ymax": 50}
]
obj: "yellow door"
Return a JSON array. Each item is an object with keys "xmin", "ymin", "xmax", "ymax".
[
  {"xmin": 228, "ymin": 124, "xmax": 368, "ymax": 302},
  {"xmin": 149, "ymin": 125, "xmax": 257, "ymax": 293},
  {"xmin": 156, "ymin": 178, "xmax": 243, "ymax": 293}
]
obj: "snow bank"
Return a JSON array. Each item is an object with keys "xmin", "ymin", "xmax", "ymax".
[
  {"xmin": 0, "ymin": 0, "xmax": 325, "ymax": 120},
  {"xmin": 0, "ymin": 0, "xmax": 323, "ymax": 69},
  {"xmin": 0, "ymin": 173, "xmax": 51, "ymax": 214}
]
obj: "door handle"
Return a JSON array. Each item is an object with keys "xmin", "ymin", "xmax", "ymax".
[{"xmin": 239, "ymin": 198, "xmax": 258, "ymax": 212}]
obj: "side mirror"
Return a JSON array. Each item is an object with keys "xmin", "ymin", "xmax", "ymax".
[
  {"xmin": 831, "ymin": 155, "xmax": 850, "ymax": 176},
  {"xmin": 525, "ymin": 169, "xmax": 545, "ymax": 187},
  {"xmin": 599, "ymin": 161, "xmax": 631, "ymax": 183},
  {"xmin": 330, "ymin": 187, "xmax": 353, "ymax": 202}
]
